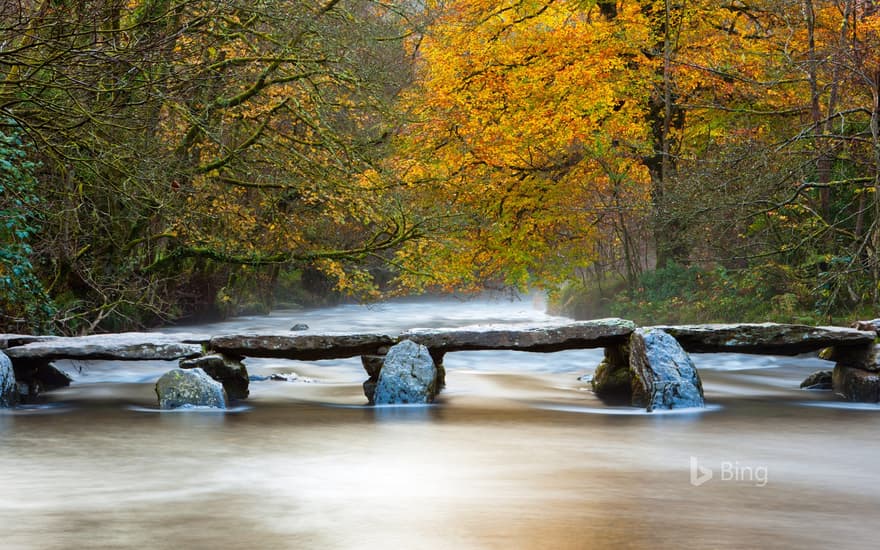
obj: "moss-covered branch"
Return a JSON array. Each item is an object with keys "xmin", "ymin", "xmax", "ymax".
[{"xmin": 141, "ymin": 218, "xmax": 425, "ymax": 274}]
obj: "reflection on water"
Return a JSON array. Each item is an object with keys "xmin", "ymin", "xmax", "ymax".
[
  {"xmin": 2, "ymin": 295, "xmax": 880, "ymax": 549},
  {"xmin": 127, "ymin": 404, "xmax": 253, "ymax": 414},
  {"xmin": 799, "ymin": 401, "xmax": 880, "ymax": 411},
  {"xmin": 535, "ymin": 403, "xmax": 724, "ymax": 415}
]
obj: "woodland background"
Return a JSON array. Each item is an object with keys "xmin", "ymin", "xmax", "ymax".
[{"xmin": 1, "ymin": 0, "xmax": 879, "ymax": 333}]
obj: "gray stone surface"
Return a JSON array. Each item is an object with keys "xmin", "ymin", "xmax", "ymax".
[
  {"xmin": 179, "ymin": 354, "xmax": 249, "ymax": 400},
  {"xmin": 374, "ymin": 340, "xmax": 439, "ymax": 405},
  {"xmin": 832, "ymin": 365, "xmax": 880, "ymax": 402},
  {"xmin": 155, "ymin": 368, "xmax": 227, "ymax": 409},
  {"xmin": 630, "ymin": 328, "xmax": 704, "ymax": 411},
  {"xmin": 209, "ymin": 332, "xmax": 397, "ymax": 360},
  {"xmin": 0, "ymin": 334, "xmax": 58, "ymax": 349},
  {"xmin": 653, "ymin": 323, "xmax": 875, "ymax": 355},
  {"xmin": 0, "ymin": 351, "xmax": 18, "ymax": 407},
  {"xmin": 401, "ymin": 319, "xmax": 636, "ymax": 353},
  {"xmin": 5, "ymin": 332, "xmax": 206, "ymax": 361}
]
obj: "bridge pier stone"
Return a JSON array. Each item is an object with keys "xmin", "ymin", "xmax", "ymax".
[
  {"xmin": 361, "ymin": 354, "xmax": 385, "ymax": 405},
  {"xmin": 629, "ymin": 328, "xmax": 704, "ymax": 411},
  {"xmin": 1, "ymin": 351, "xmax": 18, "ymax": 407},
  {"xmin": 590, "ymin": 329, "xmax": 704, "ymax": 411},
  {"xmin": 179, "ymin": 353, "xmax": 249, "ymax": 400},
  {"xmin": 591, "ymin": 345, "xmax": 631, "ymax": 403},
  {"xmin": 820, "ymin": 343, "xmax": 877, "ymax": 371},
  {"xmin": 428, "ymin": 349, "xmax": 447, "ymax": 390},
  {"xmin": 361, "ymin": 345, "xmax": 446, "ymax": 405},
  {"xmin": 832, "ymin": 364, "xmax": 880, "ymax": 402},
  {"xmin": 824, "ymin": 343, "xmax": 880, "ymax": 402},
  {"xmin": 10, "ymin": 359, "xmax": 72, "ymax": 403},
  {"xmin": 361, "ymin": 340, "xmax": 442, "ymax": 405}
]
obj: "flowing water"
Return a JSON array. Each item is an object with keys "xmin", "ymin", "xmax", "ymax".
[{"xmin": 2, "ymin": 295, "xmax": 879, "ymax": 549}]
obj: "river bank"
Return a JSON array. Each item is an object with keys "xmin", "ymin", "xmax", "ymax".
[{"xmin": 550, "ymin": 264, "xmax": 878, "ymax": 326}]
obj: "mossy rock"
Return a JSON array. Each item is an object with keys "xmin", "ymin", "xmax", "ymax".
[
  {"xmin": 155, "ymin": 368, "xmax": 227, "ymax": 409},
  {"xmin": 591, "ymin": 344, "xmax": 631, "ymax": 401}
]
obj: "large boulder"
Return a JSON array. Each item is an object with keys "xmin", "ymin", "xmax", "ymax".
[
  {"xmin": 832, "ymin": 365, "xmax": 880, "ymax": 402},
  {"xmin": 630, "ymin": 328, "xmax": 704, "ymax": 411},
  {"xmin": 373, "ymin": 340, "xmax": 439, "ymax": 405},
  {"xmin": 179, "ymin": 354, "xmax": 249, "ymax": 400},
  {"xmin": 155, "ymin": 368, "xmax": 227, "ymax": 409},
  {"xmin": 1, "ymin": 351, "xmax": 18, "ymax": 407}
]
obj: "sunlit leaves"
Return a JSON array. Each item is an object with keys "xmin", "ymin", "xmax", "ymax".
[{"xmin": 388, "ymin": 0, "xmax": 656, "ymax": 290}]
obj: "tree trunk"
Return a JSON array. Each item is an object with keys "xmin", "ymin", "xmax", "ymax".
[{"xmin": 871, "ymin": 69, "xmax": 880, "ymax": 303}]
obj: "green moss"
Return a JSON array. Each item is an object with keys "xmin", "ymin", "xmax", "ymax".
[{"xmin": 591, "ymin": 345, "xmax": 632, "ymax": 401}]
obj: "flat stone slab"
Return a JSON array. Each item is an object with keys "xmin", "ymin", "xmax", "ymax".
[
  {"xmin": 0, "ymin": 334, "xmax": 59, "ymax": 349},
  {"xmin": 652, "ymin": 323, "xmax": 876, "ymax": 355},
  {"xmin": 4, "ymin": 332, "xmax": 208, "ymax": 361},
  {"xmin": 401, "ymin": 319, "xmax": 636, "ymax": 354},
  {"xmin": 4, "ymin": 320, "xmax": 870, "ymax": 366},
  {"xmin": 209, "ymin": 332, "xmax": 398, "ymax": 360}
]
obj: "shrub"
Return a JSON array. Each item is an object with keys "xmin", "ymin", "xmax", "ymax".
[{"xmin": 0, "ymin": 122, "xmax": 54, "ymax": 332}]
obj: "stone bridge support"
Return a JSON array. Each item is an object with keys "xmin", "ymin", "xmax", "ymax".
[
  {"xmin": 592, "ymin": 328, "xmax": 704, "ymax": 411},
  {"xmin": 821, "ymin": 343, "xmax": 880, "ymax": 402},
  {"xmin": 361, "ymin": 343, "xmax": 447, "ymax": 405},
  {"xmin": 2, "ymin": 320, "xmax": 877, "ymax": 409}
]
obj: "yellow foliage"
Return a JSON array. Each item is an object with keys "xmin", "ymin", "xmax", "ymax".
[{"xmin": 388, "ymin": 0, "xmax": 656, "ymax": 290}]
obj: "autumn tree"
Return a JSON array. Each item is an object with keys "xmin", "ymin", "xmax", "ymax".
[
  {"xmin": 660, "ymin": 0, "xmax": 880, "ymax": 315},
  {"xmin": 386, "ymin": 0, "xmax": 657, "ymax": 292},
  {"xmin": 384, "ymin": 0, "xmax": 880, "ymax": 318},
  {"xmin": 0, "ymin": 0, "xmax": 422, "ymax": 332}
]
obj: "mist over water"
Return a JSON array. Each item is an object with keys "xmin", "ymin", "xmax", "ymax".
[{"xmin": 2, "ymin": 295, "xmax": 879, "ymax": 549}]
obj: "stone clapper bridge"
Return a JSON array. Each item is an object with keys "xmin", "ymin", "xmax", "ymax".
[{"xmin": 1, "ymin": 319, "xmax": 878, "ymax": 410}]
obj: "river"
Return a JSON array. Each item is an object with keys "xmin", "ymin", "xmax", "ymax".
[{"xmin": 1, "ymin": 295, "xmax": 879, "ymax": 549}]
